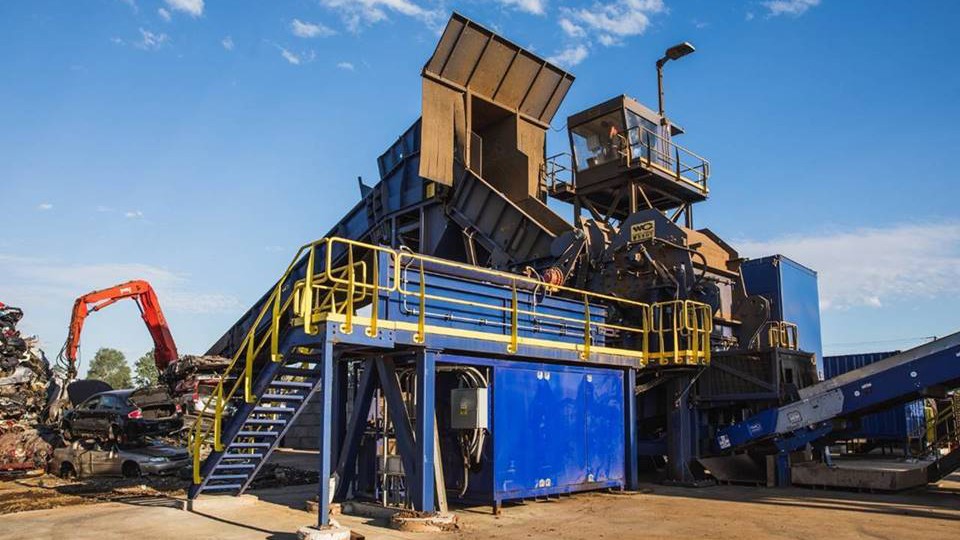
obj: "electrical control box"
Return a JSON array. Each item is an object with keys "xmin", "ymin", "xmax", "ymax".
[{"xmin": 450, "ymin": 388, "xmax": 488, "ymax": 429}]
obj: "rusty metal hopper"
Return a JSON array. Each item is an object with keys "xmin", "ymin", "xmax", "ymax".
[{"xmin": 424, "ymin": 13, "xmax": 574, "ymax": 127}]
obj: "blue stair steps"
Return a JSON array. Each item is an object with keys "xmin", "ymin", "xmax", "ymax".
[{"xmin": 189, "ymin": 353, "xmax": 323, "ymax": 499}]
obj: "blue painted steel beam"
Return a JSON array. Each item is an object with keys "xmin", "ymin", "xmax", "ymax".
[
  {"xmin": 333, "ymin": 359, "xmax": 377, "ymax": 501},
  {"xmin": 375, "ymin": 358, "xmax": 420, "ymax": 495},
  {"xmin": 415, "ymin": 350, "xmax": 437, "ymax": 511},
  {"xmin": 625, "ymin": 368, "xmax": 639, "ymax": 490},
  {"xmin": 317, "ymin": 337, "xmax": 334, "ymax": 528}
]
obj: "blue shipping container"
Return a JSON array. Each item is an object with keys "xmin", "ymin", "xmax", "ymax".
[
  {"xmin": 741, "ymin": 254, "xmax": 824, "ymax": 377},
  {"xmin": 823, "ymin": 351, "xmax": 926, "ymax": 443},
  {"xmin": 493, "ymin": 362, "xmax": 625, "ymax": 502}
]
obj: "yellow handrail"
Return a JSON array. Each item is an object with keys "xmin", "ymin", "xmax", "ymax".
[{"xmin": 754, "ymin": 321, "xmax": 800, "ymax": 350}]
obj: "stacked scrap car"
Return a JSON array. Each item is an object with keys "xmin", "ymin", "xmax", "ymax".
[{"xmin": 0, "ymin": 302, "xmax": 56, "ymax": 472}]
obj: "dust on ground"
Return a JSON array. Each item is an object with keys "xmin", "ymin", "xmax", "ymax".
[
  {"xmin": 0, "ymin": 463, "xmax": 317, "ymax": 515},
  {"xmin": 0, "ymin": 472, "xmax": 187, "ymax": 514}
]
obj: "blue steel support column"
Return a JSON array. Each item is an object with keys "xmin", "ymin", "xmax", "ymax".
[
  {"xmin": 666, "ymin": 373, "xmax": 696, "ymax": 485},
  {"xmin": 317, "ymin": 337, "xmax": 334, "ymax": 528},
  {"xmin": 625, "ymin": 368, "xmax": 639, "ymax": 490},
  {"xmin": 414, "ymin": 350, "xmax": 437, "ymax": 512},
  {"xmin": 331, "ymin": 360, "xmax": 347, "ymax": 467},
  {"xmin": 334, "ymin": 359, "xmax": 377, "ymax": 501}
]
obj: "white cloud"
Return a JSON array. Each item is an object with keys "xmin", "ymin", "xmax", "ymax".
[
  {"xmin": 135, "ymin": 28, "xmax": 168, "ymax": 50},
  {"xmin": 762, "ymin": 0, "xmax": 820, "ymax": 17},
  {"xmin": 281, "ymin": 48, "xmax": 302, "ymax": 65},
  {"xmin": 0, "ymin": 254, "xmax": 240, "ymax": 316},
  {"xmin": 547, "ymin": 44, "xmax": 589, "ymax": 68},
  {"xmin": 164, "ymin": 0, "xmax": 203, "ymax": 17},
  {"xmin": 125, "ymin": 210, "xmax": 144, "ymax": 219},
  {"xmin": 319, "ymin": 0, "xmax": 442, "ymax": 33},
  {"xmin": 96, "ymin": 205, "xmax": 113, "ymax": 213},
  {"xmin": 737, "ymin": 222, "xmax": 960, "ymax": 311},
  {"xmin": 496, "ymin": 0, "xmax": 547, "ymax": 15},
  {"xmin": 336, "ymin": 61, "xmax": 355, "ymax": 71},
  {"xmin": 278, "ymin": 47, "xmax": 316, "ymax": 66},
  {"xmin": 559, "ymin": 18, "xmax": 585, "ymax": 38},
  {"xmin": 550, "ymin": 0, "xmax": 666, "ymax": 67},
  {"xmin": 37, "ymin": 203, "xmax": 53, "ymax": 211},
  {"xmin": 560, "ymin": 0, "xmax": 666, "ymax": 47},
  {"xmin": 158, "ymin": 7, "xmax": 171, "ymax": 21},
  {"xmin": 222, "ymin": 36, "xmax": 234, "ymax": 51},
  {"xmin": 291, "ymin": 18, "xmax": 336, "ymax": 38}
]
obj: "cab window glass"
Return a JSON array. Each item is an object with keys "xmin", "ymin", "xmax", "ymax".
[
  {"xmin": 570, "ymin": 111, "xmax": 624, "ymax": 171},
  {"xmin": 100, "ymin": 395, "xmax": 121, "ymax": 410}
]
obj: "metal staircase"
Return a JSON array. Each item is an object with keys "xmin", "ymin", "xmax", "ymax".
[
  {"xmin": 189, "ymin": 355, "xmax": 322, "ymax": 497},
  {"xmin": 187, "ymin": 236, "xmax": 352, "ymax": 499}
]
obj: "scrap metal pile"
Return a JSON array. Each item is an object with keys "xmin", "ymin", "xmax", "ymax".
[{"xmin": 0, "ymin": 302, "xmax": 55, "ymax": 471}]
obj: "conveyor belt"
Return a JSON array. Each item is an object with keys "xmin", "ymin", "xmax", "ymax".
[{"xmin": 716, "ymin": 331, "xmax": 960, "ymax": 453}]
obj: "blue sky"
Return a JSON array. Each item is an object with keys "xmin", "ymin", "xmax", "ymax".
[{"xmin": 2, "ymin": 0, "xmax": 959, "ymax": 375}]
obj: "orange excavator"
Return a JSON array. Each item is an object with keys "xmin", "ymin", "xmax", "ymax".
[{"xmin": 58, "ymin": 280, "xmax": 178, "ymax": 380}]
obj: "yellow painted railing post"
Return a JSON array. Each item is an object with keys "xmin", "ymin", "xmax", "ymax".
[
  {"xmin": 302, "ymin": 245, "xmax": 317, "ymax": 336},
  {"xmin": 580, "ymin": 294, "xmax": 591, "ymax": 360},
  {"xmin": 342, "ymin": 246, "xmax": 355, "ymax": 334},
  {"xmin": 244, "ymin": 331, "xmax": 255, "ymax": 403},
  {"xmin": 270, "ymin": 283, "xmax": 282, "ymax": 362},
  {"xmin": 213, "ymin": 382, "xmax": 224, "ymax": 452},
  {"xmin": 365, "ymin": 250, "xmax": 379, "ymax": 338},
  {"xmin": 414, "ymin": 261, "xmax": 426, "ymax": 344},
  {"xmin": 192, "ymin": 436, "xmax": 201, "ymax": 484},
  {"xmin": 507, "ymin": 280, "xmax": 518, "ymax": 354}
]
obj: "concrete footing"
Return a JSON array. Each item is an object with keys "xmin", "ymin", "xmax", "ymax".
[
  {"xmin": 340, "ymin": 501, "xmax": 459, "ymax": 532},
  {"xmin": 297, "ymin": 519, "xmax": 351, "ymax": 540}
]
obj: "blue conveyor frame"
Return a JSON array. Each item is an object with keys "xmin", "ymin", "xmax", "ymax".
[{"xmin": 716, "ymin": 332, "xmax": 960, "ymax": 454}]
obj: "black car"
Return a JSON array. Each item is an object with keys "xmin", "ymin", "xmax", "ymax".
[{"xmin": 61, "ymin": 387, "xmax": 182, "ymax": 443}]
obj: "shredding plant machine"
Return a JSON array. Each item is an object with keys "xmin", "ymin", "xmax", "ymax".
[{"xmin": 188, "ymin": 14, "xmax": 832, "ymax": 524}]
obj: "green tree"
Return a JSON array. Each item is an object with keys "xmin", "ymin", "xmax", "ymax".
[
  {"xmin": 86, "ymin": 348, "xmax": 132, "ymax": 389},
  {"xmin": 133, "ymin": 350, "xmax": 159, "ymax": 387}
]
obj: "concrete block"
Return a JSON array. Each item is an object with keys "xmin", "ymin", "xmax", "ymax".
[{"xmin": 297, "ymin": 523, "xmax": 351, "ymax": 540}]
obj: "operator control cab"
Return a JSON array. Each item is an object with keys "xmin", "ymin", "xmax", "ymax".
[{"xmin": 551, "ymin": 95, "xmax": 710, "ymax": 224}]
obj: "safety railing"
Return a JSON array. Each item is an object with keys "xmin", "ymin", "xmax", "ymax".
[
  {"xmin": 769, "ymin": 321, "xmax": 799, "ymax": 350},
  {"xmin": 616, "ymin": 125, "xmax": 710, "ymax": 193},
  {"xmin": 647, "ymin": 300, "xmax": 713, "ymax": 365},
  {"xmin": 190, "ymin": 235, "xmax": 717, "ymax": 485},
  {"xmin": 749, "ymin": 321, "xmax": 800, "ymax": 350},
  {"xmin": 910, "ymin": 394, "xmax": 960, "ymax": 460},
  {"xmin": 540, "ymin": 152, "xmax": 574, "ymax": 193}
]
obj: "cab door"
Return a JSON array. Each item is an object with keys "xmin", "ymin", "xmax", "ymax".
[
  {"xmin": 89, "ymin": 445, "xmax": 122, "ymax": 476},
  {"xmin": 72, "ymin": 397, "xmax": 100, "ymax": 437},
  {"xmin": 95, "ymin": 394, "xmax": 123, "ymax": 437}
]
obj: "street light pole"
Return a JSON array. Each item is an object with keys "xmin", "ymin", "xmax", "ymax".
[{"xmin": 656, "ymin": 42, "xmax": 696, "ymax": 126}]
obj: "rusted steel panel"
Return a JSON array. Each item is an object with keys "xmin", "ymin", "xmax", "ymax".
[
  {"xmin": 419, "ymin": 81, "xmax": 465, "ymax": 186},
  {"xmin": 424, "ymin": 13, "xmax": 574, "ymax": 125}
]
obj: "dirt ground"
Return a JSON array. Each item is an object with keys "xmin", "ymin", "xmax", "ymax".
[
  {"xmin": 0, "ymin": 473, "xmax": 958, "ymax": 540},
  {"xmin": 0, "ymin": 472, "xmax": 186, "ymax": 515}
]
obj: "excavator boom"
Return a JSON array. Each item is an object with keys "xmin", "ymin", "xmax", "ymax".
[{"xmin": 62, "ymin": 279, "xmax": 178, "ymax": 378}]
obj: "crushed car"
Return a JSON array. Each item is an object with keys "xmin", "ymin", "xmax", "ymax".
[
  {"xmin": 61, "ymin": 387, "xmax": 182, "ymax": 443},
  {"xmin": 52, "ymin": 439, "xmax": 189, "ymax": 479},
  {"xmin": 162, "ymin": 354, "xmax": 233, "ymax": 430}
]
